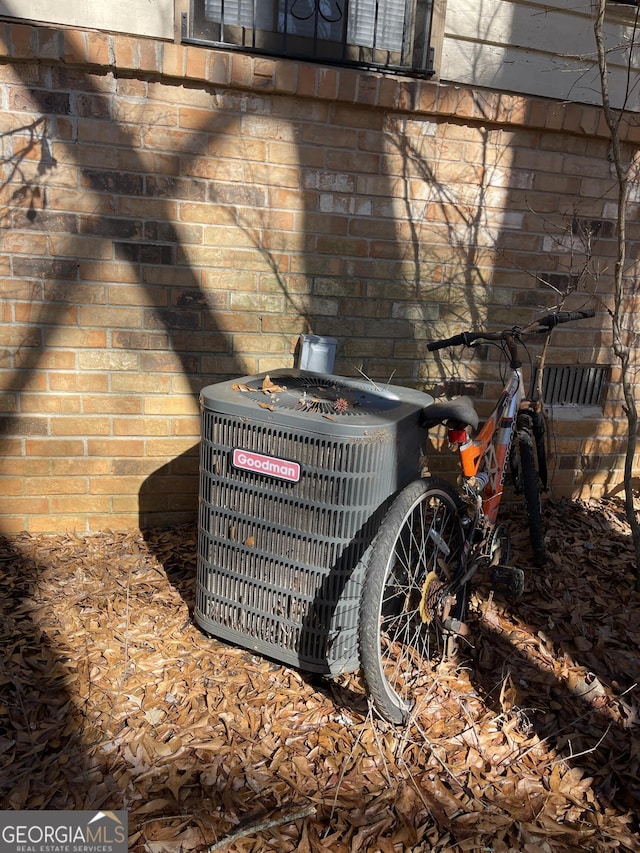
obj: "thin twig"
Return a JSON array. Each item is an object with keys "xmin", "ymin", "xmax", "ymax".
[
  {"xmin": 548, "ymin": 724, "xmax": 612, "ymax": 768},
  {"xmin": 352, "ymin": 363, "xmax": 383, "ymax": 392},
  {"xmin": 206, "ymin": 805, "xmax": 316, "ymax": 852}
]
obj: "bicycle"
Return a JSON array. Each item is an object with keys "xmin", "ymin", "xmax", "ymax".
[{"xmin": 358, "ymin": 308, "xmax": 595, "ymax": 724}]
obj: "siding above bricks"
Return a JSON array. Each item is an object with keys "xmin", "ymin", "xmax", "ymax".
[{"xmin": 0, "ymin": 20, "xmax": 637, "ymax": 533}]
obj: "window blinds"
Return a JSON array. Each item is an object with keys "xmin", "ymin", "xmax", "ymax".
[
  {"xmin": 204, "ymin": 1, "xmax": 273, "ymax": 29},
  {"xmin": 205, "ymin": 0, "xmax": 407, "ymax": 52},
  {"xmin": 349, "ymin": 1, "xmax": 406, "ymax": 52}
]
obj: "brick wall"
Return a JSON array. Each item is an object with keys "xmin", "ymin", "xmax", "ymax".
[{"xmin": 0, "ymin": 22, "xmax": 637, "ymax": 533}]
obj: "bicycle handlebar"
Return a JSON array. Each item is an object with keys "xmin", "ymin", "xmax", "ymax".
[
  {"xmin": 534, "ymin": 308, "xmax": 595, "ymax": 329},
  {"xmin": 427, "ymin": 331, "xmax": 483, "ymax": 351},
  {"xmin": 427, "ymin": 309, "xmax": 595, "ymax": 352}
]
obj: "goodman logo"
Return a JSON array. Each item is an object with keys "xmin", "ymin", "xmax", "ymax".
[
  {"xmin": 233, "ymin": 449, "xmax": 300, "ymax": 482},
  {"xmin": 0, "ymin": 810, "xmax": 127, "ymax": 853}
]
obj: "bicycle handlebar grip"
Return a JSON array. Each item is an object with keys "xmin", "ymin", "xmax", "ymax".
[
  {"xmin": 561, "ymin": 308, "xmax": 596, "ymax": 322},
  {"xmin": 540, "ymin": 308, "xmax": 596, "ymax": 328},
  {"xmin": 427, "ymin": 333, "xmax": 467, "ymax": 351},
  {"xmin": 427, "ymin": 331, "xmax": 487, "ymax": 351}
]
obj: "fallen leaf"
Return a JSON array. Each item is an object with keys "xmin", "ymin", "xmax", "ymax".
[{"xmin": 261, "ymin": 375, "xmax": 286, "ymax": 393}]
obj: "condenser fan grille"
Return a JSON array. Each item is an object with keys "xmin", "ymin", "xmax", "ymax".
[{"xmin": 240, "ymin": 374, "xmax": 401, "ymax": 417}]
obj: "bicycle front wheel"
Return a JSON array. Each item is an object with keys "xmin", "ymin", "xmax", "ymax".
[
  {"xmin": 517, "ymin": 412, "xmax": 547, "ymax": 567},
  {"xmin": 359, "ymin": 477, "xmax": 466, "ymax": 724}
]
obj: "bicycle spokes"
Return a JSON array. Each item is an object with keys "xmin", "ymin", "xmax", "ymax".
[{"xmin": 377, "ymin": 495, "xmax": 461, "ymax": 684}]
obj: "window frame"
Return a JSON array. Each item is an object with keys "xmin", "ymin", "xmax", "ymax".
[{"xmin": 178, "ymin": 0, "xmax": 439, "ymax": 79}]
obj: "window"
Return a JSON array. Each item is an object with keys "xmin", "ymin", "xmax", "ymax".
[{"xmin": 184, "ymin": 1, "xmax": 435, "ymax": 77}]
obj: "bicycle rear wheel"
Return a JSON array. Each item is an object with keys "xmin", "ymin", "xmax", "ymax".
[
  {"xmin": 517, "ymin": 411, "xmax": 547, "ymax": 567},
  {"xmin": 359, "ymin": 477, "xmax": 466, "ymax": 724}
]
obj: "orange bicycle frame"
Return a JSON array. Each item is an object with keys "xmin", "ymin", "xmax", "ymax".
[{"xmin": 456, "ymin": 369, "xmax": 524, "ymax": 525}]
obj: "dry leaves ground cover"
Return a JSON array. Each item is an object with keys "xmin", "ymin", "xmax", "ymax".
[{"xmin": 1, "ymin": 496, "xmax": 639, "ymax": 852}]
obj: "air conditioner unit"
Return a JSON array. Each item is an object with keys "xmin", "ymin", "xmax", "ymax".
[{"xmin": 195, "ymin": 369, "xmax": 433, "ymax": 675}]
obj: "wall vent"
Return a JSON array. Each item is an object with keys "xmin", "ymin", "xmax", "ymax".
[{"xmin": 538, "ymin": 365, "xmax": 608, "ymax": 406}]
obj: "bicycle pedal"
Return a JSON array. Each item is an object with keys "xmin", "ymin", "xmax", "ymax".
[{"xmin": 490, "ymin": 564, "xmax": 525, "ymax": 599}]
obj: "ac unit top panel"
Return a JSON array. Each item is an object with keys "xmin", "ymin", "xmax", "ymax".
[{"xmin": 200, "ymin": 369, "xmax": 434, "ymax": 436}]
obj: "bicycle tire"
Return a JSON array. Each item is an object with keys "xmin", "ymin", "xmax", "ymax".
[
  {"xmin": 517, "ymin": 413, "xmax": 547, "ymax": 567},
  {"xmin": 359, "ymin": 477, "xmax": 466, "ymax": 724}
]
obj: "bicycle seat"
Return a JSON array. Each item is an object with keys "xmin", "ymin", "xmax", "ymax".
[{"xmin": 420, "ymin": 396, "xmax": 479, "ymax": 431}]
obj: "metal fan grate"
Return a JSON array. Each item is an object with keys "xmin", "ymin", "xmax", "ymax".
[{"xmin": 236, "ymin": 374, "xmax": 402, "ymax": 417}]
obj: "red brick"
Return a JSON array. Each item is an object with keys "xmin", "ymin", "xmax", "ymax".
[
  {"xmin": 86, "ymin": 32, "xmax": 111, "ymax": 66},
  {"xmin": 62, "ymin": 30, "xmax": 87, "ymax": 64},
  {"xmin": 415, "ymin": 81, "xmax": 438, "ymax": 113},
  {"xmin": 185, "ymin": 45, "xmax": 207, "ymax": 81},
  {"xmin": 0, "ymin": 517, "xmax": 29, "ymax": 535},
  {"xmin": 88, "ymin": 440, "xmax": 145, "ymax": 457},
  {"xmin": 380, "ymin": 77, "xmax": 401, "ymax": 110},
  {"xmin": 296, "ymin": 64, "xmax": 316, "ymax": 98},
  {"xmin": 10, "ymin": 24, "xmax": 35, "ymax": 60},
  {"xmin": 357, "ymin": 74, "xmax": 379, "ymax": 106},
  {"xmin": 113, "ymin": 35, "xmax": 138, "ymax": 70},
  {"xmin": 527, "ymin": 98, "xmax": 548, "ymax": 129},
  {"xmin": 25, "ymin": 438, "xmax": 84, "ymax": 458},
  {"xmin": 138, "ymin": 37, "xmax": 161, "ymax": 74},
  {"xmin": 337, "ymin": 67, "xmax": 359, "ymax": 102},
  {"xmin": 29, "ymin": 515, "xmax": 88, "ymax": 533},
  {"xmin": 253, "ymin": 57, "xmax": 275, "ymax": 90},
  {"xmin": 0, "ymin": 23, "xmax": 9, "ymax": 56},
  {"xmin": 435, "ymin": 85, "xmax": 459, "ymax": 116},
  {"xmin": 230, "ymin": 53, "xmax": 254, "ymax": 87},
  {"xmin": 208, "ymin": 51, "xmax": 231, "ymax": 85},
  {"xmin": 545, "ymin": 102, "xmax": 566, "ymax": 131},
  {"xmin": 273, "ymin": 58, "xmax": 297, "ymax": 94},
  {"xmin": 35, "ymin": 27, "xmax": 62, "ymax": 59},
  {"xmin": 316, "ymin": 67, "xmax": 339, "ymax": 101},
  {"xmin": 578, "ymin": 105, "xmax": 600, "ymax": 136},
  {"xmin": 162, "ymin": 42, "xmax": 184, "ymax": 78},
  {"xmin": 86, "ymin": 513, "xmax": 141, "ymax": 531}
]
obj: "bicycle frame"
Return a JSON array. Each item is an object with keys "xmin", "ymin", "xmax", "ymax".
[
  {"xmin": 438, "ymin": 367, "xmax": 526, "ymax": 605},
  {"xmin": 403, "ymin": 310, "xmax": 596, "ymax": 637},
  {"xmin": 424, "ymin": 309, "xmax": 595, "ymax": 593},
  {"xmin": 359, "ymin": 309, "xmax": 596, "ymax": 723},
  {"xmin": 456, "ymin": 367, "xmax": 525, "ymax": 526}
]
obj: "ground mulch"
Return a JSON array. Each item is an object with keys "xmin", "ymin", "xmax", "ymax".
[{"xmin": 1, "ymin": 496, "xmax": 639, "ymax": 852}]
